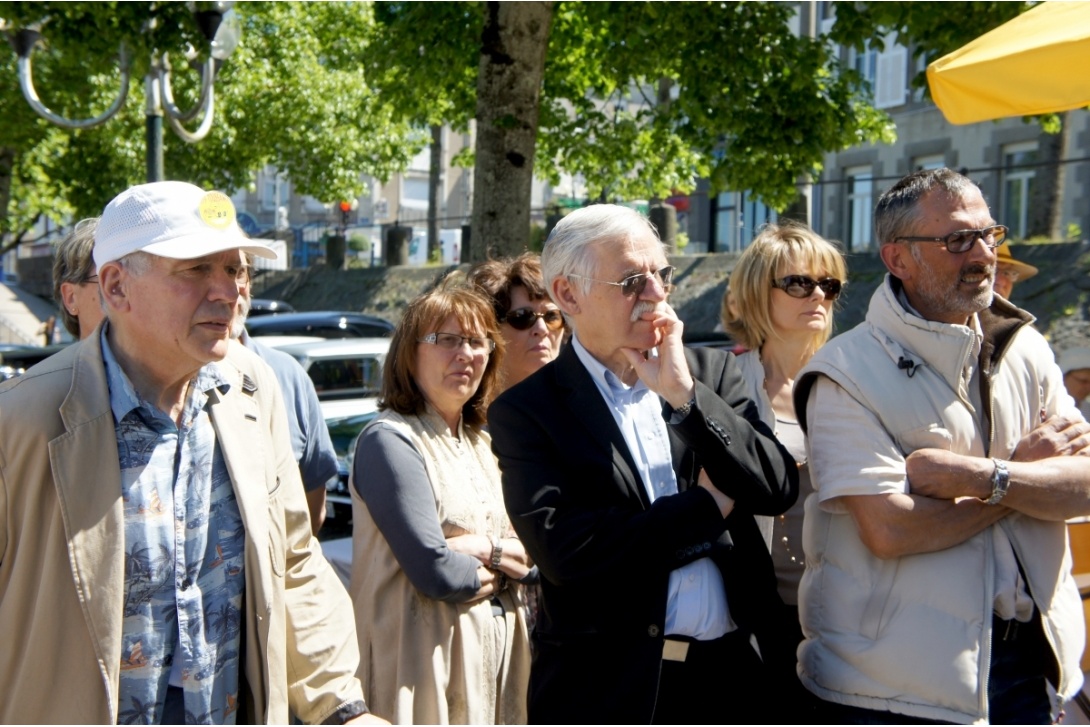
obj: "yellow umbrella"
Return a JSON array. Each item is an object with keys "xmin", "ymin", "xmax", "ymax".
[{"xmin": 927, "ymin": 1, "xmax": 1090, "ymax": 125}]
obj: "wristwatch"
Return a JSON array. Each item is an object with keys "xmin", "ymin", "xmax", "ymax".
[
  {"xmin": 674, "ymin": 397, "xmax": 696, "ymax": 418},
  {"xmin": 985, "ymin": 458, "xmax": 1010, "ymax": 505},
  {"xmin": 490, "ymin": 538, "xmax": 503, "ymax": 569}
]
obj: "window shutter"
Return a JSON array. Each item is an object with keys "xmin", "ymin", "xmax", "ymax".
[{"xmin": 875, "ymin": 44, "xmax": 907, "ymax": 109}]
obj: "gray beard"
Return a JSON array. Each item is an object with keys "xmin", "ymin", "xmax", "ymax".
[{"xmin": 909, "ymin": 245, "xmax": 994, "ymax": 322}]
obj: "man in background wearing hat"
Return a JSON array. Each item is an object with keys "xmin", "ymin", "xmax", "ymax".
[
  {"xmin": 0, "ymin": 182, "xmax": 381, "ymax": 724},
  {"xmin": 994, "ymin": 241, "xmax": 1039, "ymax": 300}
]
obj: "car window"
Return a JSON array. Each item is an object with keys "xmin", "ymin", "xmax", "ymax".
[{"xmin": 308, "ymin": 356, "xmax": 383, "ymax": 398}]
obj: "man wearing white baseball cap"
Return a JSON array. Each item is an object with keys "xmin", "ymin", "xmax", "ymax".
[
  {"xmin": 1060, "ymin": 346, "xmax": 1090, "ymax": 421},
  {"xmin": 0, "ymin": 181, "xmax": 384, "ymax": 724}
]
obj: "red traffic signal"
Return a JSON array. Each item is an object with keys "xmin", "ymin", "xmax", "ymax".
[{"xmin": 338, "ymin": 200, "xmax": 352, "ymax": 213}]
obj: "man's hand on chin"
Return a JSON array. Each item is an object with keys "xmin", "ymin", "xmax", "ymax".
[{"xmin": 620, "ymin": 303, "xmax": 695, "ymax": 409}]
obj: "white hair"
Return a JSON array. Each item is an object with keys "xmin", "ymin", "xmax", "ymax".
[{"xmin": 541, "ymin": 204, "xmax": 662, "ymax": 299}]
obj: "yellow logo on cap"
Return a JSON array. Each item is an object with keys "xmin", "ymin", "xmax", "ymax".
[{"xmin": 198, "ymin": 191, "xmax": 236, "ymax": 230}]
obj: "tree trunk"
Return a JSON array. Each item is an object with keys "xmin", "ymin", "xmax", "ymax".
[
  {"xmin": 0, "ymin": 147, "xmax": 15, "ymax": 245},
  {"xmin": 427, "ymin": 124, "xmax": 442, "ymax": 262},
  {"xmin": 1029, "ymin": 112, "xmax": 1069, "ymax": 240},
  {"xmin": 469, "ymin": 1, "xmax": 553, "ymax": 262}
]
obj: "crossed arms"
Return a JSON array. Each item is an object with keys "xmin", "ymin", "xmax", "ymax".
[{"xmin": 808, "ymin": 377, "xmax": 1090, "ymax": 560}]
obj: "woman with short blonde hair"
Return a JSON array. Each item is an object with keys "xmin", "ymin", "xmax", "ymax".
[{"xmin": 722, "ymin": 221, "xmax": 847, "ymax": 721}]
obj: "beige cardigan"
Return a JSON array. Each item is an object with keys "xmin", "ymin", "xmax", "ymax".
[
  {"xmin": 0, "ymin": 336, "xmax": 364, "ymax": 724},
  {"xmin": 350, "ymin": 408, "xmax": 530, "ymax": 724}
]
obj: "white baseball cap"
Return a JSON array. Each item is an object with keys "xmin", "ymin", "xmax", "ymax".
[
  {"xmin": 94, "ymin": 181, "xmax": 279, "ymax": 268},
  {"xmin": 1060, "ymin": 347, "xmax": 1090, "ymax": 375}
]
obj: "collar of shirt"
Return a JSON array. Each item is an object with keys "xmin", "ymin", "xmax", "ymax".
[
  {"xmin": 571, "ymin": 333, "xmax": 650, "ymax": 406},
  {"xmin": 571, "ymin": 333, "xmax": 673, "ymax": 499},
  {"xmin": 100, "ymin": 323, "xmax": 232, "ymax": 425}
]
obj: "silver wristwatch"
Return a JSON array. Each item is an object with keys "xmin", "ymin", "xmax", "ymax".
[{"xmin": 985, "ymin": 458, "xmax": 1010, "ymax": 505}]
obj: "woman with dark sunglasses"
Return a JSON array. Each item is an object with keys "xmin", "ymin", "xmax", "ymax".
[
  {"xmin": 723, "ymin": 221, "xmax": 847, "ymax": 720},
  {"xmin": 468, "ymin": 252, "xmax": 566, "ymax": 393}
]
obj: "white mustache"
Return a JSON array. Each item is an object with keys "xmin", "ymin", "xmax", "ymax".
[{"xmin": 631, "ymin": 301, "xmax": 659, "ymax": 322}]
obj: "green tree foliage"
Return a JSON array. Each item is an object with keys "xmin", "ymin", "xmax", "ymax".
[
  {"xmin": 365, "ymin": 1, "xmax": 896, "ymax": 258},
  {"xmin": 537, "ymin": 2, "xmax": 894, "ymax": 210},
  {"xmin": 1, "ymin": 1, "xmax": 417, "ymax": 250}
]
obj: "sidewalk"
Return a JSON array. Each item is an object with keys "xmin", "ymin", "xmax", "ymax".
[{"xmin": 0, "ymin": 282, "xmax": 59, "ymax": 345}]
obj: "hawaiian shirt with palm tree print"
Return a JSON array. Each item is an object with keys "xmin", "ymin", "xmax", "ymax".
[{"xmin": 103, "ymin": 336, "xmax": 245, "ymax": 725}]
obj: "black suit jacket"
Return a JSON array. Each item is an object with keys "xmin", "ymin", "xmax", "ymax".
[{"xmin": 489, "ymin": 344, "xmax": 798, "ymax": 724}]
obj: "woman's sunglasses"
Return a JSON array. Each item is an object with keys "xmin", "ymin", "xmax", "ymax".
[
  {"xmin": 771, "ymin": 275, "xmax": 844, "ymax": 301},
  {"xmin": 502, "ymin": 308, "xmax": 565, "ymax": 331}
]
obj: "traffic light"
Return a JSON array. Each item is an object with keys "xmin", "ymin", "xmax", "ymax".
[{"xmin": 338, "ymin": 200, "xmax": 352, "ymax": 227}]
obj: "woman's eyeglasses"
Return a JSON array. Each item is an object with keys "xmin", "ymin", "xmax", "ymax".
[
  {"xmin": 418, "ymin": 332, "xmax": 496, "ymax": 354},
  {"xmin": 893, "ymin": 224, "xmax": 1007, "ymax": 254},
  {"xmin": 502, "ymin": 308, "xmax": 564, "ymax": 331},
  {"xmin": 771, "ymin": 275, "xmax": 844, "ymax": 301},
  {"xmin": 569, "ymin": 266, "xmax": 675, "ymax": 297}
]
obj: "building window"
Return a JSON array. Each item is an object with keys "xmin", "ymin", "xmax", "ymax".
[
  {"xmin": 849, "ymin": 43, "xmax": 878, "ymax": 88},
  {"xmin": 714, "ymin": 192, "xmax": 738, "ymax": 252},
  {"xmin": 739, "ymin": 194, "xmax": 776, "ymax": 249},
  {"xmin": 713, "ymin": 191, "xmax": 776, "ymax": 252},
  {"xmin": 1002, "ymin": 141, "xmax": 1038, "ymax": 240},
  {"xmin": 914, "ymin": 154, "xmax": 945, "ymax": 171},
  {"xmin": 845, "ymin": 165, "xmax": 874, "ymax": 250},
  {"xmin": 261, "ymin": 169, "xmax": 286, "ymax": 211}
]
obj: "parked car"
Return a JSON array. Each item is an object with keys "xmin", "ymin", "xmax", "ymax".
[
  {"xmin": 0, "ymin": 343, "xmax": 70, "ymax": 379},
  {"xmin": 246, "ymin": 311, "xmax": 394, "ymax": 339},
  {"xmin": 270, "ymin": 338, "xmax": 391, "ymax": 535},
  {"xmin": 322, "ymin": 406, "xmax": 380, "ymax": 537},
  {"xmin": 273, "ymin": 338, "xmax": 390, "ymax": 404},
  {"xmin": 248, "ymin": 298, "xmax": 295, "ymax": 316}
]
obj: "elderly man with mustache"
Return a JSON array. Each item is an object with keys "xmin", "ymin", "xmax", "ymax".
[{"xmin": 488, "ymin": 204, "xmax": 798, "ymax": 724}]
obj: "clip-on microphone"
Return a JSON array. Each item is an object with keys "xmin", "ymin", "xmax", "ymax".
[{"xmin": 897, "ymin": 356, "xmax": 917, "ymax": 378}]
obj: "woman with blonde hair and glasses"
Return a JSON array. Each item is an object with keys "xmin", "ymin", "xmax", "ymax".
[
  {"xmin": 350, "ymin": 281, "xmax": 532, "ymax": 724},
  {"xmin": 724, "ymin": 221, "xmax": 847, "ymax": 718}
]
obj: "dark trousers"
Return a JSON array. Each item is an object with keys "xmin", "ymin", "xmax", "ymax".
[
  {"xmin": 652, "ymin": 629, "xmax": 770, "ymax": 724},
  {"xmin": 815, "ymin": 612, "xmax": 1054, "ymax": 725}
]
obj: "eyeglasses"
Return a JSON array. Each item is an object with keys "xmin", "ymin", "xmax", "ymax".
[
  {"xmin": 502, "ymin": 308, "xmax": 564, "ymax": 331},
  {"xmin": 771, "ymin": 275, "xmax": 844, "ymax": 301},
  {"xmin": 418, "ymin": 331, "xmax": 496, "ymax": 354},
  {"xmin": 569, "ymin": 265, "xmax": 675, "ymax": 297},
  {"xmin": 997, "ymin": 268, "xmax": 1020, "ymax": 282},
  {"xmin": 80, "ymin": 274, "xmax": 99, "ymax": 285},
  {"xmin": 894, "ymin": 224, "xmax": 1008, "ymax": 254}
]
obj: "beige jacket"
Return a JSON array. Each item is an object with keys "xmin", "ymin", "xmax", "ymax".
[
  {"xmin": 0, "ymin": 334, "xmax": 365, "ymax": 724},
  {"xmin": 794, "ymin": 277, "xmax": 1084, "ymax": 723},
  {"xmin": 351, "ymin": 408, "xmax": 530, "ymax": 725}
]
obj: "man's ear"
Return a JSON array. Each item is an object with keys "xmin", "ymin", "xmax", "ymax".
[
  {"xmin": 551, "ymin": 276, "xmax": 581, "ymax": 316},
  {"xmin": 98, "ymin": 263, "xmax": 130, "ymax": 314},
  {"xmin": 879, "ymin": 242, "xmax": 913, "ymax": 282}
]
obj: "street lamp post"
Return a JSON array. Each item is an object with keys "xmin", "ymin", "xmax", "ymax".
[{"xmin": 4, "ymin": 2, "xmax": 240, "ymax": 183}]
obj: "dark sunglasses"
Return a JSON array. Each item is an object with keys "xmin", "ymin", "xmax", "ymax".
[
  {"xmin": 570, "ymin": 266, "xmax": 675, "ymax": 297},
  {"xmin": 772, "ymin": 275, "xmax": 844, "ymax": 300},
  {"xmin": 894, "ymin": 224, "xmax": 1007, "ymax": 254},
  {"xmin": 502, "ymin": 308, "xmax": 565, "ymax": 331}
]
